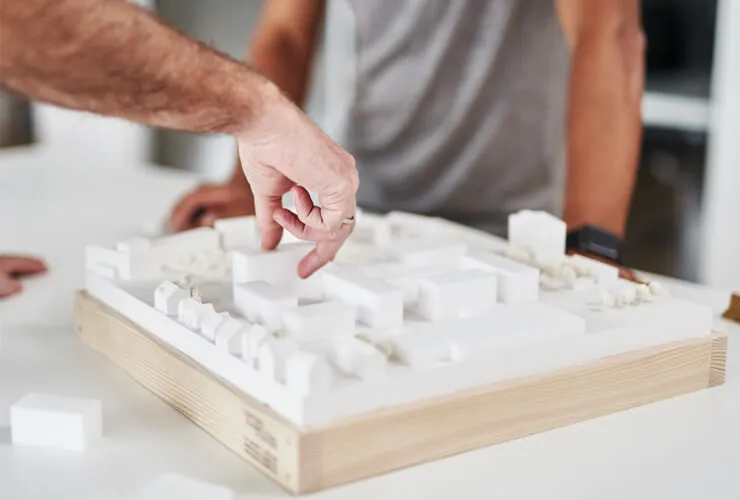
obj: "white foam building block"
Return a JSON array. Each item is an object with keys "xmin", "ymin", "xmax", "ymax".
[
  {"xmin": 199, "ymin": 310, "xmax": 230, "ymax": 342},
  {"xmin": 567, "ymin": 254, "xmax": 619, "ymax": 287},
  {"xmin": 462, "ymin": 251, "xmax": 539, "ymax": 303},
  {"xmin": 233, "ymin": 281, "xmax": 298, "ymax": 332},
  {"xmin": 359, "ymin": 262, "xmax": 453, "ymax": 307},
  {"xmin": 389, "ymin": 239, "xmax": 468, "ymax": 267},
  {"xmin": 232, "ymin": 243, "xmax": 322, "ymax": 300},
  {"xmin": 232, "ymin": 243, "xmax": 308, "ymax": 286},
  {"xmin": 154, "ymin": 281, "xmax": 188, "ymax": 316},
  {"xmin": 416, "ymin": 270, "xmax": 498, "ymax": 321},
  {"xmin": 322, "ymin": 265, "xmax": 404, "ymax": 328},
  {"xmin": 285, "ymin": 351, "xmax": 334, "ymax": 396},
  {"xmin": 10, "ymin": 393, "xmax": 102, "ymax": 451},
  {"xmin": 131, "ymin": 474, "xmax": 234, "ymax": 500},
  {"xmin": 242, "ymin": 324, "xmax": 271, "ymax": 365},
  {"xmin": 282, "ymin": 301, "xmax": 357, "ymax": 345},
  {"xmin": 177, "ymin": 299, "xmax": 215, "ymax": 331},
  {"xmin": 214, "ymin": 317, "xmax": 250, "ymax": 356},
  {"xmin": 391, "ymin": 304, "xmax": 587, "ymax": 368},
  {"xmin": 213, "ymin": 216, "xmax": 258, "ymax": 249},
  {"xmin": 329, "ymin": 336, "xmax": 387, "ymax": 380},
  {"xmin": 508, "ymin": 210, "xmax": 566, "ymax": 267},
  {"xmin": 258, "ymin": 336, "xmax": 298, "ymax": 383}
]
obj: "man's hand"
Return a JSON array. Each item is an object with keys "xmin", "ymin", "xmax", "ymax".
[
  {"xmin": 0, "ymin": 255, "xmax": 47, "ymax": 298},
  {"xmin": 237, "ymin": 90, "xmax": 358, "ymax": 277},
  {"xmin": 169, "ymin": 182, "xmax": 256, "ymax": 232}
]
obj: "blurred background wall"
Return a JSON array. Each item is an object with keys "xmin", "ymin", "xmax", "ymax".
[{"xmin": 1, "ymin": 0, "xmax": 738, "ymax": 289}]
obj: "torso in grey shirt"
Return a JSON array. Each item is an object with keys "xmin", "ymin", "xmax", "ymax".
[{"xmin": 322, "ymin": 0, "xmax": 570, "ymax": 236}]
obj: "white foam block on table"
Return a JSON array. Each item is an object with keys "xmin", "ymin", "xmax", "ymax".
[
  {"xmin": 233, "ymin": 281, "xmax": 298, "ymax": 332},
  {"xmin": 462, "ymin": 251, "xmax": 539, "ymax": 303},
  {"xmin": 416, "ymin": 269, "xmax": 498, "ymax": 320},
  {"xmin": 322, "ymin": 265, "xmax": 403, "ymax": 328},
  {"xmin": 131, "ymin": 473, "xmax": 234, "ymax": 500},
  {"xmin": 10, "ymin": 393, "xmax": 102, "ymax": 451},
  {"xmin": 282, "ymin": 301, "xmax": 357, "ymax": 345},
  {"xmin": 389, "ymin": 239, "xmax": 468, "ymax": 267}
]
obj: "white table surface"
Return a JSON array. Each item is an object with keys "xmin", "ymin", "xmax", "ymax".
[{"xmin": 1, "ymin": 146, "xmax": 739, "ymax": 500}]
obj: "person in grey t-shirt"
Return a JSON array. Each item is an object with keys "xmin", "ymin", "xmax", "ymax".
[{"xmin": 170, "ymin": 0, "xmax": 644, "ymax": 245}]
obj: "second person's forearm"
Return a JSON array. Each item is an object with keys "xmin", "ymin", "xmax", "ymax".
[{"xmin": 563, "ymin": 27, "xmax": 645, "ymax": 237}]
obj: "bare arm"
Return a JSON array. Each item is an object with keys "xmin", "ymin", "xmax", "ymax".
[
  {"xmin": 556, "ymin": 0, "xmax": 645, "ymax": 237},
  {"xmin": 0, "ymin": 0, "xmax": 272, "ymax": 136},
  {"xmin": 2, "ymin": 0, "xmax": 359, "ymax": 277},
  {"xmin": 227, "ymin": 0, "xmax": 324, "ymax": 185}
]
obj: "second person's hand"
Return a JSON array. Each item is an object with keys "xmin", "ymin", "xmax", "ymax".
[{"xmin": 168, "ymin": 180, "xmax": 255, "ymax": 232}]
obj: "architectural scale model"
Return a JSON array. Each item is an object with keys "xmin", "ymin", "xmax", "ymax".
[{"xmin": 75, "ymin": 208, "xmax": 728, "ymax": 494}]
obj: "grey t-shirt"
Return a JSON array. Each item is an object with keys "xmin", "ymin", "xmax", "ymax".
[{"xmin": 321, "ymin": 0, "xmax": 570, "ymax": 236}]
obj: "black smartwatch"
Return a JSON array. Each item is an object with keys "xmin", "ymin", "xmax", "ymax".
[{"xmin": 566, "ymin": 225, "xmax": 623, "ymax": 265}]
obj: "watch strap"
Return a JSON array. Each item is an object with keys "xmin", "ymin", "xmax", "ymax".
[{"xmin": 566, "ymin": 226, "xmax": 623, "ymax": 265}]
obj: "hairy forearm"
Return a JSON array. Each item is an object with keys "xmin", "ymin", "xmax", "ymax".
[
  {"xmin": 228, "ymin": 26, "xmax": 318, "ymax": 186},
  {"xmin": 0, "ymin": 0, "xmax": 271, "ymax": 136},
  {"xmin": 563, "ymin": 25, "xmax": 645, "ymax": 237}
]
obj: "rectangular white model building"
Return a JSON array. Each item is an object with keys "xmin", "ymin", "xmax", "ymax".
[
  {"xmin": 233, "ymin": 281, "xmax": 298, "ymax": 332},
  {"xmin": 322, "ymin": 265, "xmax": 404, "ymax": 329},
  {"xmin": 508, "ymin": 210, "xmax": 566, "ymax": 267},
  {"xmin": 10, "ymin": 393, "xmax": 103, "ymax": 451},
  {"xmin": 462, "ymin": 251, "xmax": 539, "ymax": 303},
  {"xmin": 282, "ymin": 301, "xmax": 357, "ymax": 345},
  {"xmin": 232, "ymin": 243, "xmax": 323, "ymax": 300},
  {"xmin": 415, "ymin": 269, "xmax": 498, "ymax": 321}
]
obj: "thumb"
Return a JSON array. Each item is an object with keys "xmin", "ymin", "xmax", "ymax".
[{"xmin": 253, "ymin": 193, "xmax": 285, "ymax": 251}]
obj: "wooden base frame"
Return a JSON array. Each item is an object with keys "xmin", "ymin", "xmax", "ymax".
[{"xmin": 74, "ymin": 291, "xmax": 728, "ymax": 494}]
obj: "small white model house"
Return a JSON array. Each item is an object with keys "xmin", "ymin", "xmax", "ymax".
[
  {"xmin": 154, "ymin": 281, "xmax": 189, "ymax": 315},
  {"xmin": 258, "ymin": 337, "xmax": 297, "ymax": 383},
  {"xmin": 285, "ymin": 351, "xmax": 334, "ymax": 396}
]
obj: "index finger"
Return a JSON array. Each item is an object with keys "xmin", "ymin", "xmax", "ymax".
[{"xmin": 297, "ymin": 237, "xmax": 347, "ymax": 278}]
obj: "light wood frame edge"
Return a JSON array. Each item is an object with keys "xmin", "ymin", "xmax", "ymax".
[{"xmin": 74, "ymin": 291, "xmax": 728, "ymax": 494}]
